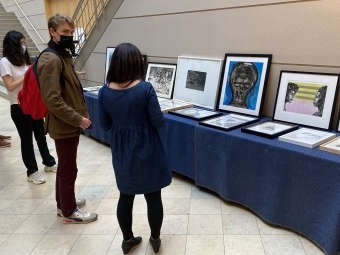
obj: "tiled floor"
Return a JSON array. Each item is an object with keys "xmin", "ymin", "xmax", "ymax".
[{"xmin": 0, "ymin": 96, "xmax": 329, "ymax": 255}]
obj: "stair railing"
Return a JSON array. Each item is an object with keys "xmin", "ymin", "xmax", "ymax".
[{"xmin": 72, "ymin": 0, "xmax": 109, "ymax": 55}]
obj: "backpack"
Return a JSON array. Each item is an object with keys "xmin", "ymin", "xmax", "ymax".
[{"xmin": 18, "ymin": 48, "xmax": 65, "ymax": 120}]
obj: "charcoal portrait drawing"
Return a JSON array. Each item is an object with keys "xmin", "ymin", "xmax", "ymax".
[
  {"xmin": 185, "ymin": 70, "xmax": 207, "ymax": 91},
  {"xmin": 148, "ymin": 67, "xmax": 174, "ymax": 95},
  {"xmin": 223, "ymin": 62, "xmax": 263, "ymax": 110},
  {"xmin": 313, "ymin": 86, "xmax": 327, "ymax": 117},
  {"xmin": 284, "ymin": 82, "xmax": 299, "ymax": 111}
]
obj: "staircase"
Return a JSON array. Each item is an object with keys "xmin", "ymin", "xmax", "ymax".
[{"xmin": 0, "ymin": 1, "xmax": 40, "ymax": 98}]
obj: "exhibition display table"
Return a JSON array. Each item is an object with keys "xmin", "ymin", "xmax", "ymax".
[{"xmin": 84, "ymin": 92, "xmax": 340, "ymax": 255}]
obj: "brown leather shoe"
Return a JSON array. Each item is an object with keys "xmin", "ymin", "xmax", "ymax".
[
  {"xmin": 0, "ymin": 135, "xmax": 11, "ymax": 140},
  {"xmin": 0, "ymin": 140, "xmax": 11, "ymax": 148}
]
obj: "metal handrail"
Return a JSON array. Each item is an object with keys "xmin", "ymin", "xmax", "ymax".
[{"xmin": 13, "ymin": 0, "xmax": 47, "ymax": 44}]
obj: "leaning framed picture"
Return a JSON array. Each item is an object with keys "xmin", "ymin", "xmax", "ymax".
[
  {"xmin": 216, "ymin": 54, "xmax": 272, "ymax": 116},
  {"xmin": 273, "ymin": 71, "xmax": 339, "ymax": 130},
  {"xmin": 278, "ymin": 128, "xmax": 336, "ymax": 148},
  {"xmin": 105, "ymin": 47, "xmax": 115, "ymax": 82},
  {"xmin": 159, "ymin": 99, "xmax": 193, "ymax": 113},
  {"xmin": 173, "ymin": 56, "xmax": 222, "ymax": 109},
  {"xmin": 169, "ymin": 107, "xmax": 223, "ymax": 121},
  {"xmin": 319, "ymin": 137, "xmax": 340, "ymax": 155},
  {"xmin": 241, "ymin": 120, "xmax": 299, "ymax": 139},
  {"xmin": 199, "ymin": 113, "xmax": 259, "ymax": 132},
  {"xmin": 146, "ymin": 62, "xmax": 177, "ymax": 99}
]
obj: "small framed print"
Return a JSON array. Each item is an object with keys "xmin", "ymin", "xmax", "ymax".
[
  {"xmin": 83, "ymin": 85, "xmax": 102, "ymax": 92},
  {"xmin": 173, "ymin": 56, "xmax": 222, "ymax": 109},
  {"xmin": 199, "ymin": 113, "xmax": 259, "ymax": 132},
  {"xmin": 217, "ymin": 53, "xmax": 272, "ymax": 116},
  {"xmin": 278, "ymin": 128, "xmax": 336, "ymax": 148},
  {"xmin": 273, "ymin": 71, "xmax": 339, "ymax": 130},
  {"xmin": 159, "ymin": 99, "xmax": 193, "ymax": 113},
  {"xmin": 157, "ymin": 97, "xmax": 170, "ymax": 103},
  {"xmin": 319, "ymin": 137, "xmax": 340, "ymax": 155},
  {"xmin": 169, "ymin": 107, "xmax": 223, "ymax": 121},
  {"xmin": 241, "ymin": 121, "xmax": 299, "ymax": 139},
  {"xmin": 146, "ymin": 62, "xmax": 177, "ymax": 99},
  {"xmin": 105, "ymin": 47, "xmax": 115, "ymax": 82},
  {"xmin": 87, "ymin": 90, "xmax": 99, "ymax": 96}
]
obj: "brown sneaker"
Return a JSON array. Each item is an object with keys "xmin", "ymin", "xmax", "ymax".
[
  {"xmin": 0, "ymin": 135, "xmax": 11, "ymax": 140},
  {"xmin": 0, "ymin": 140, "xmax": 11, "ymax": 148}
]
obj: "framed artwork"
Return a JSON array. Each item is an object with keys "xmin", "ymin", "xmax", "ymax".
[
  {"xmin": 199, "ymin": 113, "xmax": 259, "ymax": 132},
  {"xmin": 83, "ymin": 85, "xmax": 102, "ymax": 92},
  {"xmin": 241, "ymin": 120, "xmax": 299, "ymax": 139},
  {"xmin": 217, "ymin": 54, "xmax": 272, "ymax": 116},
  {"xmin": 319, "ymin": 137, "xmax": 340, "ymax": 155},
  {"xmin": 157, "ymin": 97, "xmax": 170, "ymax": 103},
  {"xmin": 105, "ymin": 47, "xmax": 115, "ymax": 82},
  {"xmin": 173, "ymin": 56, "xmax": 222, "ymax": 109},
  {"xmin": 278, "ymin": 128, "xmax": 336, "ymax": 148},
  {"xmin": 87, "ymin": 90, "xmax": 99, "ymax": 96},
  {"xmin": 142, "ymin": 55, "xmax": 147, "ymax": 70},
  {"xmin": 169, "ymin": 107, "xmax": 223, "ymax": 121},
  {"xmin": 273, "ymin": 71, "xmax": 339, "ymax": 130},
  {"xmin": 159, "ymin": 99, "xmax": 193, "ymax": 113},
  {"xmin": 146, "ymin": 62, "xmax": 177, "ymax": 99}
]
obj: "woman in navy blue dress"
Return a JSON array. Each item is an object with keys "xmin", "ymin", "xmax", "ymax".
[{"xmin": 98, "ymin": 43, "xmax": 171, "ymax": 254}]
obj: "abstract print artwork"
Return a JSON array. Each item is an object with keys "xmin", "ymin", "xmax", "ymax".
[
  {"xmin": 168, "ymin": 107, "xmax": 222, "ymax": 121},
  {"xmin": 185, "ymin": 70, "xmax": 207, "ymax": 91},
  {"xmin": 273, "ymin": 71, "xmax": 339, "ymax": 130},
  {"xmin": 217, "ymin": 54, "xmax": 272, "ymax": 116}
]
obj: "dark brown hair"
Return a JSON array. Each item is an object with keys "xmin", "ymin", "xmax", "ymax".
[
  {"xmin": 2, "ymin": 30, "xmax": 31, "ymax": 66},
  {"xmin": 106, "ymin": 43, "xmax": 145, "ymax": 86}
]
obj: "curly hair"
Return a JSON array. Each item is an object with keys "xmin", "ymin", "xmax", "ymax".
[{"xmin": 2, "ymin": 30, "xmax": 31, "ymax": 66}]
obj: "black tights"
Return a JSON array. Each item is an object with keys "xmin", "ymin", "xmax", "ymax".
[{"xmin": 117, "ymin": 190, "xmax": 163, "ymax": 241}]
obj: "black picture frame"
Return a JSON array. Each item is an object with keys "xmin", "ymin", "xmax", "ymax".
[
  {"xmin": 216, "ymin": 53, "xmax": 272, "ymax": 117},
  {"xmin": 199, "ymin": 113, "xmax": 259, "ymax": 132},
  {"xmin": 241, "ymin": 120, "xmax": 299, "ymax": 139},
  {"xmin": 169, "ymin": 107, "xmax": 223, "ymax": 121},
  {"xmin": 105, "ymin": 47, "xmax": 115, "ymax": 83}
]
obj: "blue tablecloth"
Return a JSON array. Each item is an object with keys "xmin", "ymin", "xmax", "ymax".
[{"xmin": 84, "ymin": 92, "xmax": 340, "ymax": 255}]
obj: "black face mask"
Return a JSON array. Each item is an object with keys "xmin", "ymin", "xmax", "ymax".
[{"xmin": 56, "ymin": 33, "xmax": 74, "ymax": 49}]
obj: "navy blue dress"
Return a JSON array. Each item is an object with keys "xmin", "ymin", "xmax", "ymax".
[{"xmin": 98, "ymin": 81, "xmax": 172, "ymax": 194}]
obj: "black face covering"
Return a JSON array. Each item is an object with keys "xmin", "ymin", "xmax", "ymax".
[{"xmin": 56, "ymin": 33, "xmax": 74, "ymax": 49}]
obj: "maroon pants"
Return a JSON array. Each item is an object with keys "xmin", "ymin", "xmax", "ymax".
[{"xmin": 55, "ymin": 136, "xmax": 79, "ymax": 217}]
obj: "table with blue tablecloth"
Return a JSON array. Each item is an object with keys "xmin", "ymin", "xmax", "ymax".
[{"xmin": 84, "ymin": 92, "xmax": 340, "ymax": 255}]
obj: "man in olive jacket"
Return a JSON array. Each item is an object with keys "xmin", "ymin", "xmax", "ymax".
[{"xmin": 38, "ymin": 13, "xmax": 98, "ymax": 224}]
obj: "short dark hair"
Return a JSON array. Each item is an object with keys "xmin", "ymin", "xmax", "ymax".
[
  {"xmin": 2, "ymin": 30, "xmax": 31, "ymax": 66},
  {"xmin": 106, "ymin": 43, "xmax": 145, "ymax": 84}
]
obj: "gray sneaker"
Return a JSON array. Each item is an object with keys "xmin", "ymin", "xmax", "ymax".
[
  {"xmin": 63, "ymin": 208, "xmax": 98, "ymax": 224},
  {"xmin": 57, "ymin": 199, "xmax": 86, "ymax": 217},
  {"xmin": 27, "ymin": 171, "xmax": 46, "ymax": 184},
  {"xmin": 44, "ymin": 164, "xmax": 57, "ymax": 173}
]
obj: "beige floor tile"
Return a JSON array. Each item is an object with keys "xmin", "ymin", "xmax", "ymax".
[
  {"xmin": 0, "ymin": 234, "xmax": 9, "ymax": 246},
  {"xmin": 8, "ymin": 174, "xmax": 35, "ymax": 186},
  {"xmin": 0, "ymin": 174, "xmax": 21, "ymax": 185},
  {"xmin": 68, "ymin": 234, "xmax": 114, "ymax": 255},
  {"xmin": 32, "ymin": 199, "xmax": 57, "ymax": 215},
  {"xmin": 0, "ymin": 234, "xmax": 44, "ymax": 255},
  {"xmin": 133, "ymin": 197, "xmax": 148, "ymax": 214},
  {"xmin": 256, "ymin": 217, "xmax": 296, "ymax": 235},
  {"xmin": 224, "ymin": 235, "xmax": 265, "ymax": 255},
  {"xmin": 163, "ymin": 198, "xmax": 190, "ymax": 215},
  {"xmin": 94, "ymin": 198, "xmax": 118, "ymax": 214},
  {"xmin": 145, "ymin": 235, "xmax": 187, "ymax": 255},
  {"xmin": 0, "ymin": 214, "xmax": 28, "ymax": 234},
  {"xmin": 47, "ymin": 217, "xmax": 86, "ymax": 235},
  {"xmin": 162, "ymin": 215, "xmax": 189, "ymax": 234},
  {"xmin": 221, "ymin": 200, "xmax": 253, "ymax": 215},
  {"xmin": 0, "ymin": 185, "xmax": 30, "ymax": 199},
  {"xmin": 41, "ymin": 172, "xmax": 57, "ymax": 185},
  {"xmin": 77, "ymin": 164, "xmax": 102, "ymax": 175},
  {"xmin": 162, "ymin": 184, "xmax": 192, "ymax": 198},
  {"xmin": 80, "ymin": 198, "xmax": 102, "ymax": 213},
  {"xmin": 87, "ymin": 174, "xmax": 115, "ymax": 185},
  {"xmin": 75, "ymin": 174, "xmax": 94, "ymax": 185},
  {"xmin": 82, "ymin": 214, "xmax": 119, "ymax": 235},
  {"xmin": 0, "ymin": 156, "xmax": 22, "ymax": 167},
  {"xmin": 80, "ymin": 155, "xmax": 109, "ymax": 166},
  {"xmin": 186, "ymin": 235, "xmax": 224, "ymax": 255},
  {"xmin": 13, "ymin": 214, "xmax": 58, "ymax": 234},
  {"xmin": 188, "ymin": 215, "xmax": 223, "ymax": 234},
  {"xmin": 190, "ymin": 198, "xmax": 221, "ymax": 214},
  {"xmin": 31, "ymin": 234, "xmax": 79, "ymax": 255},
  {"xmin": 191, "ymin": 185, "xmax": 221, "ymax": 199},
  {"xmin": 2, "ymin": 199, "xmax": 44, "ymax": 214},
  {"xmin": 222, "ymin": 215, "xmax": 259, "ymax": 235},
  {"xmin": 104, "ymin": 185, "xmax": 120, "ymax": 199},
  {"xmin": 95, "ymin": 163, "xmax": 115, "ymax": 175},
  {"xmin": 107, "ymin": 234, "xmax": 149, "ymax": 255},
  {"xmin": 0, "ymin": 164, "xmax": 26, "ymax": 175},
  {"xmin": 20, "ymin": 185, "xmax": 55, "ymax": 199},
  {"xmin": 0, "ymin": 199, "xmax": 15, "ymax": 213},
  {"xmin": 299, "ymin": 235, "xmax": 325, "ymax": 255},
  {"xmin": 116, "ymin": 214, "xmax": 150, "ymax": 235},
  {"xmin": 261, "ymin": 235, "xmax": 306, "ymax": 255}
]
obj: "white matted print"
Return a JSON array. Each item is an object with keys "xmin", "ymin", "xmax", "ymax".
[
  {"xmin": 278, "ymin": 128, "xmax": 336, "ymax": 148},
  {"xmin": 146, "ymin": 63, "xmax": 177, "ymax": 99},
  {"xmin": 173, "ymin": 56, "xmax": 222, "ymax": 109},
  {"xmin": 105, "ymin": 47, "xmax": 115, "ymax": 83},
  {"xmin": 217, "ymin": 54, "xmax": 272, "ymax": 116},
  {"xmin": 273, "ymin": 71, "xmax": 339, "ymax": 130}
]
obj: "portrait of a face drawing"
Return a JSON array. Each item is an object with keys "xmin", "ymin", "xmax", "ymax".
[
  {"xmin": 284, "ymin": 81, "xmax": 327, "ymax": 117},
  {"xmin": 223, "ymin": 61, "xmax": 263, "ymax": 110}
]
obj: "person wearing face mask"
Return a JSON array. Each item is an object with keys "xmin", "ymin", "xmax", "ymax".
[
  {"xmin": 0, "ymin": 30, "xmax": 57, "ymax": 183},
  {"xmin": 37, "ymin": 13, "xmax": 97, "ymax": 224}
]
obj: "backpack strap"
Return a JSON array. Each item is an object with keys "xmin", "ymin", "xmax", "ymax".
[{"xmin": 33, "ymin": 48, "xmax": 66, "ymax": 87}]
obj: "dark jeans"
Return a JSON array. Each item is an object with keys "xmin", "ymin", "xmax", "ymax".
[
  {"xmin": 55, "ymin": 136, "xmax": 79, "ymax": 217},
  {"xmin": 10, "ymin": 104, "xmax": 56, "ymax": 176},
  {"xmin": 117, "ymin": 190, "xmax": 163, "ymax": 241}
]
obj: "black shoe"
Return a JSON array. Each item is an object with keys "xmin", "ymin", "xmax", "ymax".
[
  {"xmin": 149, "ymin": 237, "xmax": 161, "ymax": 254},
  {"xmin": 121, "ymin": 236, "xmax": 143, "ymax": 255}
]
